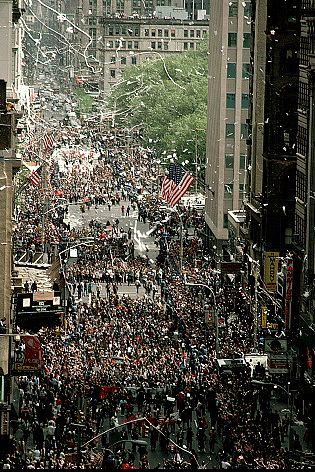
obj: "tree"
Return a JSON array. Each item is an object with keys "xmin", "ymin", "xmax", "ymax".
[{"xmin": 108, "ymin": 38, "xmax": 208, "ymax": 178}]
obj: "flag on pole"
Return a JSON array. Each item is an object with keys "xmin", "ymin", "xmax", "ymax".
[
  {"xmin": 43, "ymin": 133, "xmax": 54, "ymax": 150},
  {"xmin": 29, "ymin": 168, "xmax": 41, "ymax": 186},
  {"xmin": 161, "ymin": 163, "xmax": 193, "ymax": 207}
]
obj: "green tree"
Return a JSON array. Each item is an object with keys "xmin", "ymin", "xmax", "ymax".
[{"xmin": 108, "ymin": 39, "xmax": 208, "ymax": 177}]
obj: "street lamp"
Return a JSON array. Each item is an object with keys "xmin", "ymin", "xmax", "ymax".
[
  {"xmin": 185, "ymin": 282, "xmax": 219, "ymax": 357},
  {"xmin": 251, "ymin": 379, "xmax": 295, "ymax": 450},
  {"xmin": 163, "ymin": 207, "xmax": 184, "ymax": 273}
]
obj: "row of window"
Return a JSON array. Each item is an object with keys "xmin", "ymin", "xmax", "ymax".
[
  {"xmin": 225, "ymin": 154, "xmax": 247, "ymax": 169},
  {"xmin": 151, "ymin": 41, "xmax": 170, "ymax": 50},
  {"xmin": 226, "ymin": 93, "xmax": 250, "ymax": 108},
  {"xmin": 110, "ymin": 56, "xmax": 137, "ymax": 65},
  {"xmin": 226, "ymin": 123, "xmax": 249, "ymax": 139},
  {"xmin": 228, "ymin": 32, "xmax": 251, "ymax": 48},
  {"xmin": 108, "ymin": 25, "xmax": 140, "ymax": 36},
  {"xmin": 183, "ymin": 29, "xmax": 207, "ymax": 38},
  {"xmin": 145, "ymin": 28, "xmax": 175, "ymax": 38},
  {"xmin": 107, "ymin": 40, "xmax": 139, "ymax": 49},
  {"xmin": 227, "ymin": 63, "xmax": 251, "ymax": 79}
]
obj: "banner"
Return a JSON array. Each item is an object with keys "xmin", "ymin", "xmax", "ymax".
[
  {"xmin": 12, "ymin": 335, "xmax": 44, "ymax": 374},
  {"xmin": 284, "ymin": 257, "xmax": 293, "ymax": 329},
  {"xmin": 261, "ymin": 306, "xmax": 268, "ymax": 329},
  {"xmin": 264, "ymin": 252, "xmax": 279, "ymax": 292}
]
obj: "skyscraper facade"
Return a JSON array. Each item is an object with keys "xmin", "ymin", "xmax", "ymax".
[{"xmin": 204, "ymin": 0, "xmax": 251, "ymax": 257}]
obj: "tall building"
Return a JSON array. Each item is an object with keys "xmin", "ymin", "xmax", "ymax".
[
  {"xmin": 0, "ymin": 0, "xmax": 25, "ymax": 449},
  {"xmin": 294, "ymin": 0, "xmax": 315, "ymax": 396},
  {"xmin": 26, "ymin": 0, "xmax": 210, "ymax": 94},
  {"xmin": 204, "ymin": 0, "xmax": 252, "ymax": 259}
]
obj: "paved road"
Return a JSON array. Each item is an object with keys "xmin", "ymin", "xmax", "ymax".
[{"xmin": 66, "ymin": 200, "xmax": 159, "ymax": 262}]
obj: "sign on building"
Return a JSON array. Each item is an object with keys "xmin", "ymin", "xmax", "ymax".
[{"xmin": 264, "ymin": 252, "xmax": 279, "ymax": 292}]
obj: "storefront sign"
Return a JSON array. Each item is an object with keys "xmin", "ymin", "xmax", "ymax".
[
  {"xmin": 264, "ymin": 252, "xmax": 279, "ymax": 292},
  {"xmin": 284, "ymin": 258, "xmax": 293, "ymax": 329},
  {"xmin": 261, "ymin": 306, "xmax": 268, "ymax": 328},
  {"xmin": 12, "ymin": 335, "xmax": 44, "ymax": 375}
]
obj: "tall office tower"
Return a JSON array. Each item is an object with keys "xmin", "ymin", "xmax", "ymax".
[
  {"xmin": 0, "ymin": 0, "xmax": 24, "ymax": 453},
  {"xmin": 295, "ymin": 0, "xmax": 315, "ymax": 391},
  {"xmin": 204, "ymin": 0, "xmax": 252, "ymax": 259}
]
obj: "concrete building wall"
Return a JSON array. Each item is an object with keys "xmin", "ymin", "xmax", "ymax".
[
  {"xmin": 0, "ymin": 1, "xmax": 13, "ymax": 97},
  {"xmin": 205, "ymin": 0, "xmax": 251, "ymax": 247}
]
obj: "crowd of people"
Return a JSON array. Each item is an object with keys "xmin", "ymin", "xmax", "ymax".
[{"xmin": 3, "ymin": 124, "xmax": 310, "ymax": 470}]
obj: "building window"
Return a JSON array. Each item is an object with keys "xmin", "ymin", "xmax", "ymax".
[
  {"xmin": 239, "ymin": 183, "xmax": 246, "ymax": 197},
  {"xmin": 164, "ymin": 29, "xmax": 169, "ymax": 37},
  {"xmin": 299, "ymin": 81, "xmax": 309, "ymax": 112},
  {"xmin": 224, "ymin": 183, "xmax": 233, "ymax": 197},
  {"xmin": 297, "ymin": 125, "xmax": 308, "ymax": 156},
  {"xmin": 226, "ymin": 93, "xmax": 236, "ymax": 108},
  {"xmin": 131, "ymin": 56, "xmax": 137, "ymax": 65},
  {"xmin": 244, "ymin": 1, "xmax": 252, "ymax": 17},
  {"xmin": 242, "ymin": 63, "xmax": 251, "ymax": 79},
  {"xmin": 127, "ymin": 41, "xmax": 132, "ymax": 49},
  {"xmin": 121, "ymin": 25, "xmax": 127, "ymax": 34},
  {"xmin": 190, "ymin": 30, "xmax": 195, "ymax": 38},
  {"xmin": 296, "ymin": 170, "xmax": 306, "ymax": 201},
  {"xmin": 225, "ymin": 154, "xmax": 234, "ymax": 168},
  {"xmin": 152, "ymin": 29, "xmax": 156, "ymax": 37},
  {"xmin": 108, "ymin": 40, "xmax": 113, "ymax": 48},
  {"xmin": 184, "ymin": 42, "xmax": 188, "ymax": 50},
  {"xmin": 227, "ymin": 63, "xmax": 236, "ymax": 78},
  {"xmin": 115, "ymin": 25, "xmax": 120, "ymax": 35},
  {"xmin": 300, "ymin": 35, "xmax": 310, "ymax": 66},
  {"xmin": 110, "ymin": 69, "xmax": 115, "ymax": 78},
  {"xmin": 145, "ymin": 29, "xmax": 149, "ymax": 37},
  {"xmin": 241, "ymin": 123, "xmax": 248, "ymax": 139},
  {"xmin": 295, "ymin": 214, "xmax": 306, "ymax": 248},
  {"xmin": 110, "ymin": 56, "xmax": 116, "ymax": 63},
  {"xmin": 158, "ymin": 29, "xmax": 162, "ymax": 37},
  {"xmin": 228, "ymin": 33, "xmax": 237, "ymax": 47},
  {"xmin": 157, "ymin": 42, "xmax": 162, "ymax": 49},
  {"xmin": 196, "ymin": 30, "xmax": 201, "ymax": 38},
  {"xmin": 164, "ymin": 42, "xmax": 169, "ymax": 50},
  {"xmin": 184, "ymin": 29, "xmax": 188, "ymax": 38},
  {"xmin": 226, "ymin": 124, "xmax": 235, "ymax": 138},
  {"xmin": 151, "ymin": 41, "xmax": 156, "ymax": 49},
  {"xmin": 134, "ymin": 41, "xmax": 139, "ymax": 49},
  {"xmin": 240, "ymin": 154, "xmax": 246, "ymax": 169},
  {"xmin": 134, "ymin": 27, "xmax": 139, "ymax": 36},
  {"xmin": 121, "ymin": 56, "xmax": 126, "ymax": 65},
  {"xmin": 171, "ymin": 29, "xmax": 175, "ymax": 37},
  {"xmin": 243, "ymin": 33, "xmax": 251, "ymax": 48},
  {"xmin": 229, "ymin": 1, "xmax": 238, "ymax": 17},
  {"xmin": 115, "ymin": 40, "xmax": 120, "ymax": 48},
  {"xmin": 108, "ymin": 26, "xmax": 114, "ymax": 35},
  {"xmin": 202, "ymin": 30, "xmax": 207, "ymax": 37},
  {"xmin": 241, "ymin": 93, "xmax": 250, "ymax": 108}
]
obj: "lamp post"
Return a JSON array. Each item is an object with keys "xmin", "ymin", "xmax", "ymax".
[
  {"xmin": 185, "ymin": 282, "xmax": 219, "ymax": 357},
  {"xmin": 252, "ymin": 379, "xmax": 295, "ymax": 450},
  {"xmin": 164, "ymin": 207, "xmax": 184, "ymax": 273}
]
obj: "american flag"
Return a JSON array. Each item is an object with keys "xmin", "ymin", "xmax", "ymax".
[
  {"xmin": 43, "ymin": 133, "xmax": 54, "ymax": 150},
  {"xmin": 161, "ymin": 163, "xmax": 193, "ymax": 207},
  {"xmin": 29, "ymin": 167, "xmax": 41, "ymax": 186}
]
